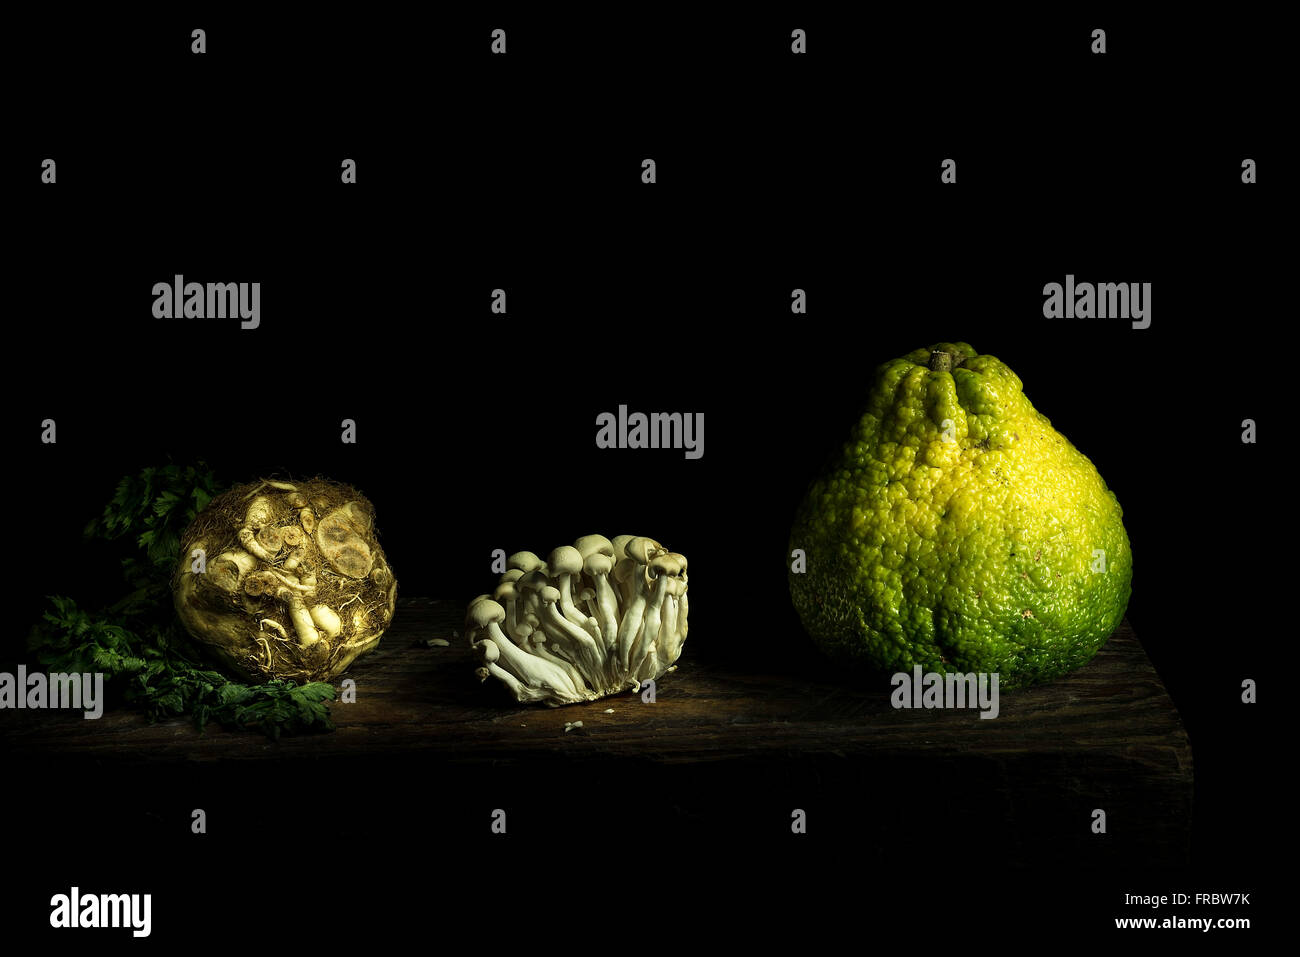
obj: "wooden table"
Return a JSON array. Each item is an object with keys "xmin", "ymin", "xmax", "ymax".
[{"xmin": 1, "ymin": 599, "xmax": 1191, "ymax": 866}]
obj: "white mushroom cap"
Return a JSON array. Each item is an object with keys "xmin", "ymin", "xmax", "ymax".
[
  {"xmin": 517, "ymin": 569, "xmax": 550, "ymax": 593},
  {"xmin": 625, "ymin": 537, "xmax": 662, "ymax": 564},
  {"xmin": 465, "ymin": 593, "xmax": 494, "ymax": 627},
  {"xmin": 468, "ymin": 599, "xmax": 507, "ymax": 630},
  {"xmin": 613, "ymin": 557, "xmax": 639, "ymax": 585},
  {"xmin": 507, "ymin": 551, "xmax": 545, "ymax": 574},
  {"xmin": 514, "ymin": 564, "xmax": 546, "ymax": 587},
  {"xmin": 574, "ymin": 535, "xmax": 615, "ymax": 560},
  {"xmin": 611, "ymin": 535, "xmax": 636, "ymax": 562},
  {"xmin": 466, "ymin": 536, "xmax": 689, "ymax": 706},
  {"xmin": 492, "ymin": 580, "xmax": 528, "ymax": 643},
  {"xmin": 650, "ymin": 553, "xmax": 684, "ymax": 579},
  {"xmin": 514, "ymin": 570, "xmax": 548, "ymax": 632},
  {"xmin": 547, "ymin": 546, "xmax": 583, "ymax": 578}
]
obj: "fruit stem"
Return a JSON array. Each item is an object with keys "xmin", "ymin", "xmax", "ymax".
[{"xmin": 929, "ymin": 350, "xmax": 963, "ymax": 372}]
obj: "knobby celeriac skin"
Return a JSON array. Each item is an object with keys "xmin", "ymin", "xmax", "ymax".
[
  {"xmin": 173, "ymin": 477, "xmax": 397, "ymax": 682},
  {"xmin": 788, "ymin": 342, "xmax": 1132, "ymax": 690},
  {"xmin": 466, "ymin": 535, "xmax": 689, "ymax": 706}
]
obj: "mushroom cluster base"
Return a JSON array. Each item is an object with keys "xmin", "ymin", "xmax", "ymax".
[
  {"xmin": 173, "ymin": 477, "xmax": 397, "ymax": 682},
  {"xmin": 467, "ymin": 535, "xmax": 688, "ymax": 707}
]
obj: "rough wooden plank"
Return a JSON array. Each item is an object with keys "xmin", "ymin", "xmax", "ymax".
[
  {"xmin": 2, "ymin": 600, "xmax": 1190, "ymax": 772},
  {"xmin": 1, "ymin": 600, "xmax": 1191, "ymax": 864}
]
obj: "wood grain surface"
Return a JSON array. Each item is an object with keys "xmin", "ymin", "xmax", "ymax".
[{"xmin": 0, "ymin": 599, "xmax": 1192, "ymax": 864}]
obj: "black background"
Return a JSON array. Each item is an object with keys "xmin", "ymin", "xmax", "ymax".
[{"xmin": 3, "ymin": 10, "xmax": 1282, "ymax": 943}]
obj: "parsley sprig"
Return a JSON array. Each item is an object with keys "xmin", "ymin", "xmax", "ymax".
[{"xmin": 27, "ymin": 464, "xmax": 336, "ymax": 738}]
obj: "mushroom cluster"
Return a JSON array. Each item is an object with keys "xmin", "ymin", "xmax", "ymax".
[
  {"xmin": 466, "ymin": 535, "xmax": 689, "ymax": 706},
  {"xmin": 173, "ymin": 477, "xmax": 397, "ymax": 682}
]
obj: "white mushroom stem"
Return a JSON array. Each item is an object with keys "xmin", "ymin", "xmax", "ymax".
[
  {"xmin": 557, "ymin": 580, "xmax": 586, "ymax": 628},
  {"xmin": 614, "ymin": 561, "xmax": 634, "ymax": 611},
  {"xmin": 660, "ymin": 581, "xmax": 683, "ymax": 665},
  {"xmin": 578, "ymin": 586, "xmax": 597, "ymax": 620},
  {"xmin": 467, "ymin": 537, "xmax": 689, "ymax": 706},
  {"xmin": 585, "ymin": 556, "xmax": 621, "ymax": 654},
  {"xmin": 512, "ymin": 621, "xmax": 539, "ymax": 654},
  {"xmin": 631, "ymin": 571, "xmax": 670, "ymax": 678},
  {"xmin": 547, "ymin": 546, "xmax": 588, "ymax": 629},
  {"xmin": 610, "ymin": 536, "xmax": 634, "ymax": 607},
  {"xmin": 576, "ymin": 587, "xmax": 602, "ymax": 643},
  {"xmin": 282, "ymin": 544, "xmax": 308, "ymax": 571},
  {"xmin": 470, "ymin": 601, "xmax": 582, "ymax": 699},
  {"xmin": 516, "ymin": 569, "xmax": 549, "ymax": 636},
  {"xmin": 518, "ymin": 622, "xmax": 591, "ymax": 693},
  {"xmin": 475, "ymin": 639, "xmax": 543, "ymax": 702},
  {"xmin": 619, "ymin": 537, "xmax": 662, "ymax": 606},
  {"xmin": 635, "ymin": 646, "xmax": 661, "ymax": 684},
  {"xmin": 573, "ymin": 536, "xmax": 617, "ymax": 642},
  {"xmin": 539, "ymin": 592, "xmax": 604, "ymax": 689},
  {"xmin": 484, "ymin": 661, "xmax": 523, "ymax": 696},
  {"xmin": 615, "ymin": 561, "xmax": 650, "ymax": 674},
  {"xmin": 638, "ymin": 554, "xmax": 684, "ymax": 675},
  {"xmin": 494, "ymin": 582, "xmax": 527, "ymax": 642},
  {"xmin": 488, "ymin": 663, "xmax": 555, "ymax": 703}
]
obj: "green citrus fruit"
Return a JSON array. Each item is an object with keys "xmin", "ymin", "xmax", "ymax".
[{"xmin": 788, "ymin": 342, "xmax": 1132, "ymax": 689}]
